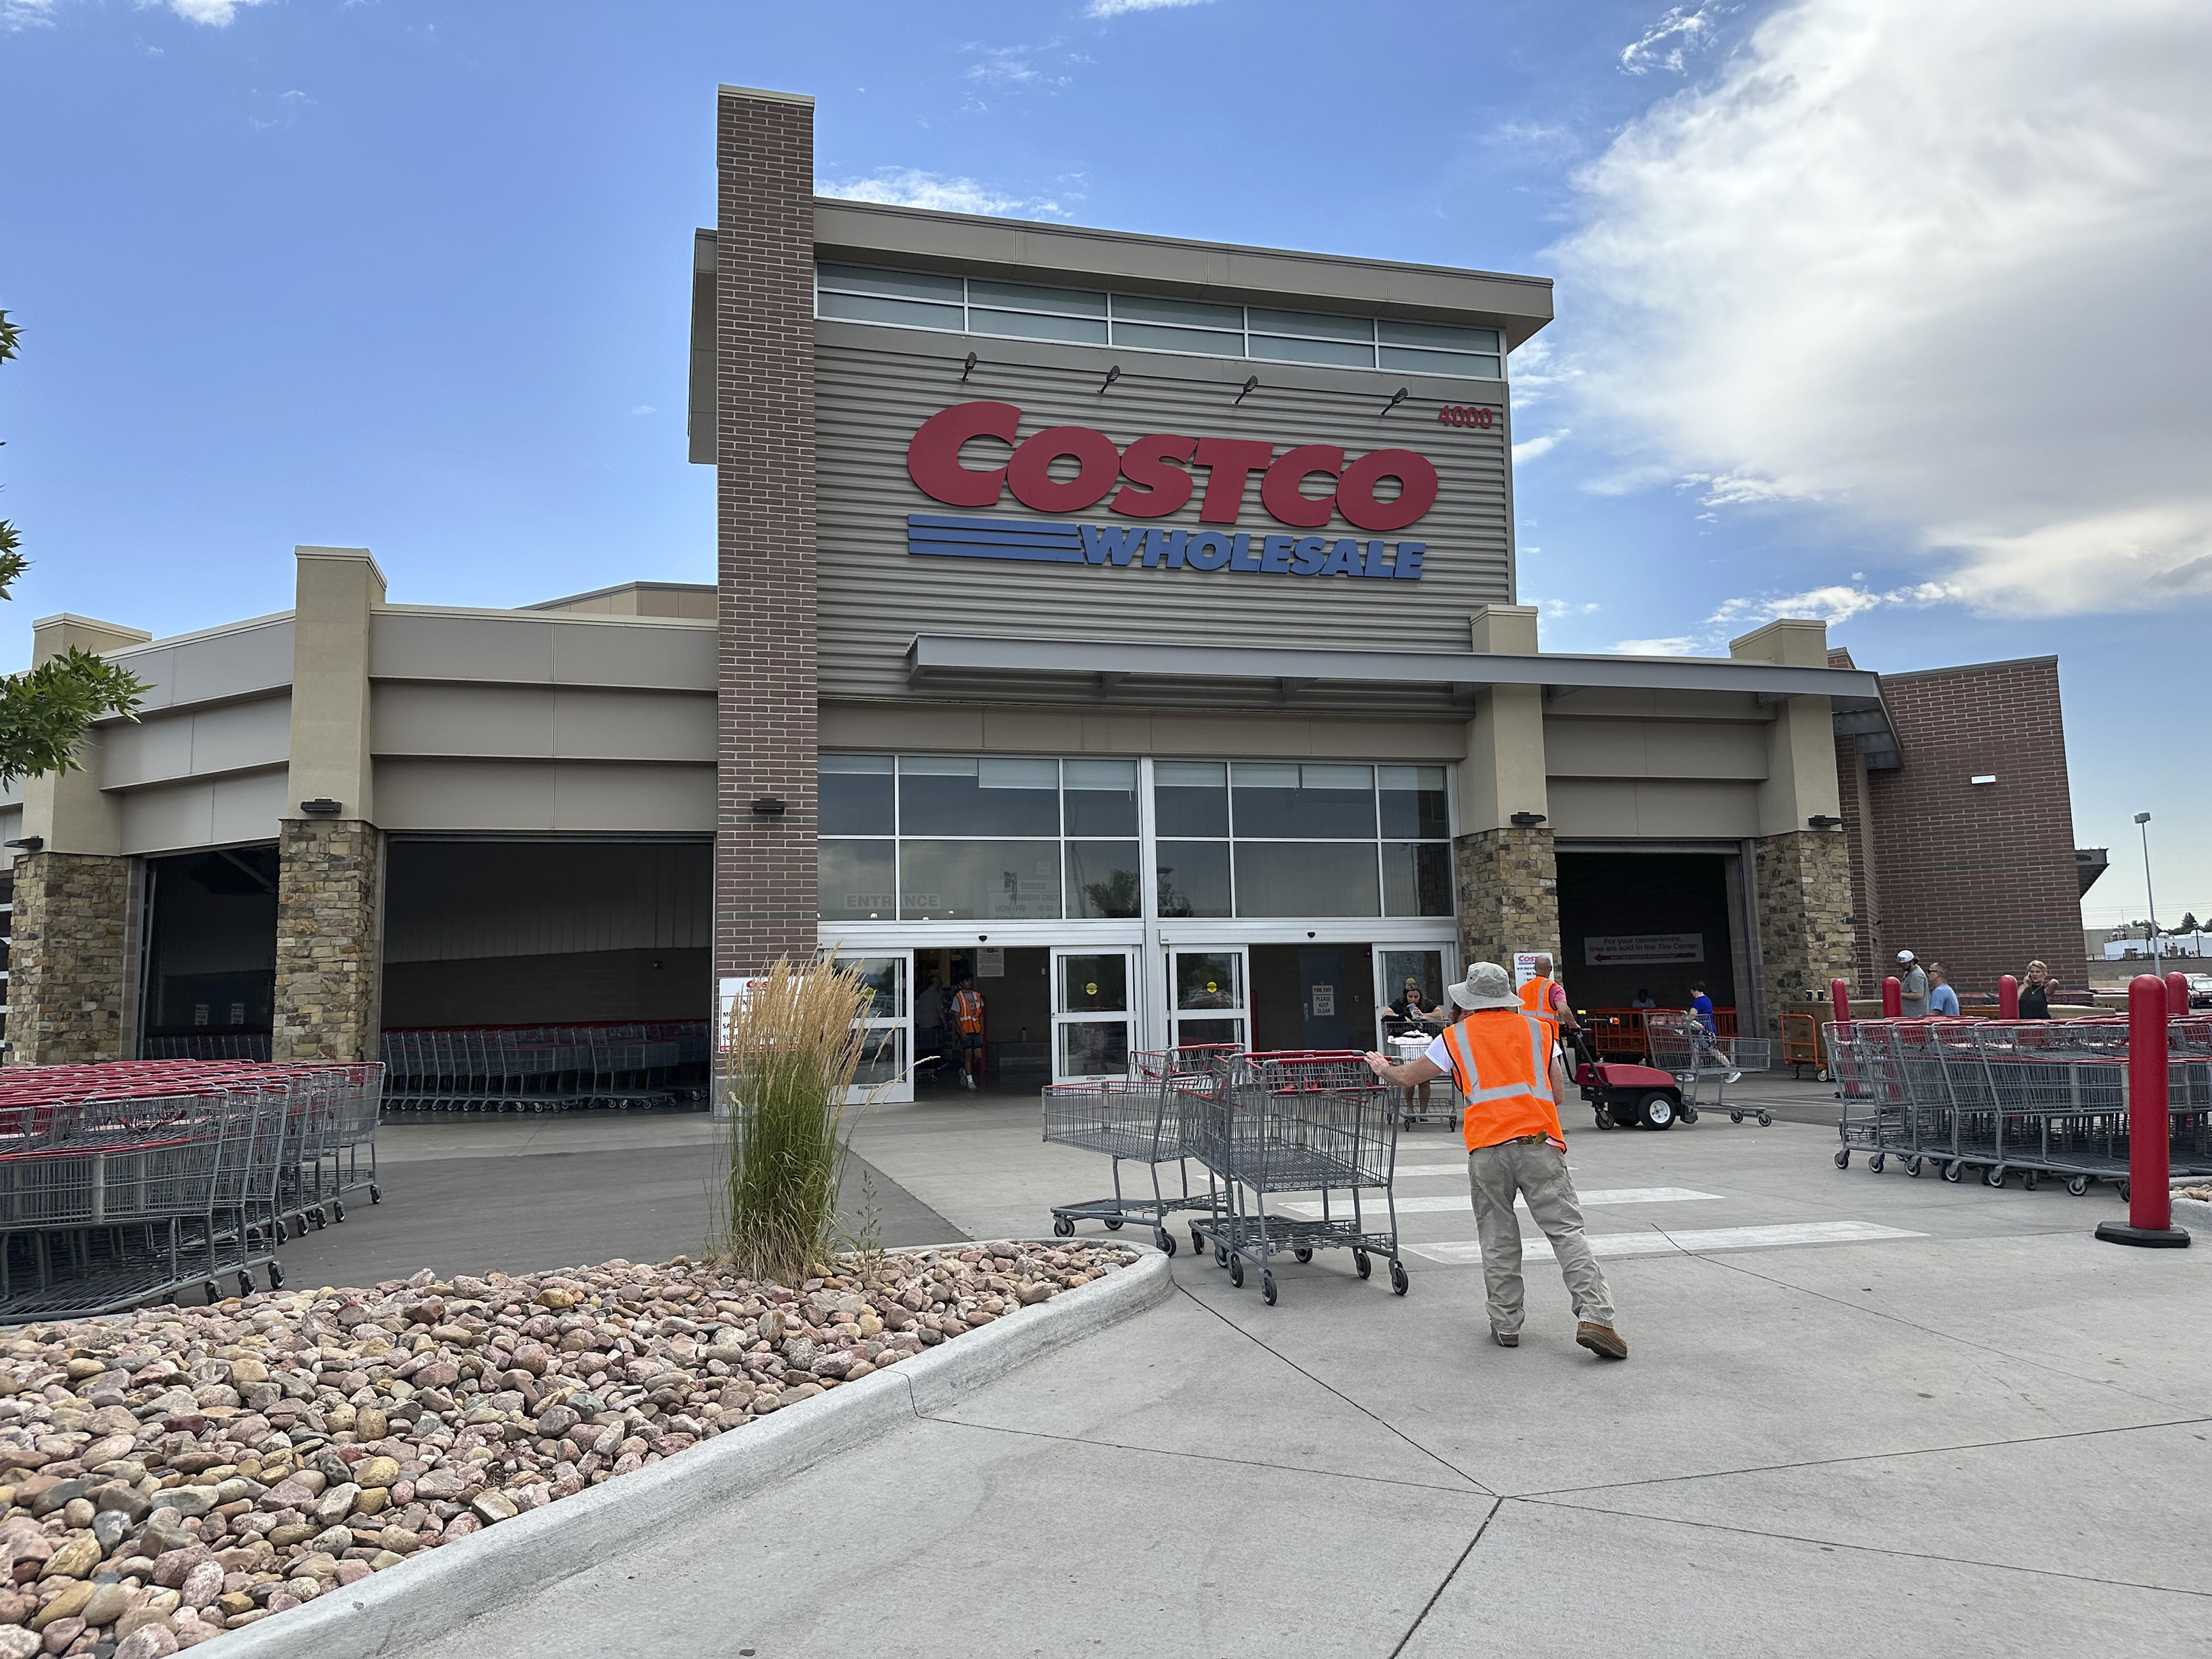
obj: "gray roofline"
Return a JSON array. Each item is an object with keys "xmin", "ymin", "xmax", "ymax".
[
  {"xmin": 1873, "ymin": 653, "xmax": 2059, "ymax": 684},
  {"xmin": 521, "ymin": 580, "xmax": 717, "ymax": 612},
  {"xmin": 717, "ymin": 84, "xmax": 813, "ymax": 106}
]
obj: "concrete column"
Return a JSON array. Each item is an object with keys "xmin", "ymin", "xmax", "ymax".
[
  {"xmin": 1453, "ymin": 604, "xmax": 1557, "ymax": 972},
  {"xmin": 271, "ymin": 547, "xmax": 385, "ymax": 1062},
  {"xmin": 1731, "ymin": 619, "xmax": 1856, "ymax": 1031},
  {"xmin": 4, "ymin": 613, "xmax": 148, "ymax": 1063}
]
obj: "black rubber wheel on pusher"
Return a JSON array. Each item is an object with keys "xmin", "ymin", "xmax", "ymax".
[
  {"xmin": 1052, "ymin": 1217, "xmax": 1074, "ymax": 1238},
  {"xmin": 1262, "ymin": 1271, "xmax": 1277, "ymax": 1306},
  {"xmin": 1228, "ymin": 1256, "xmax": 1245, "ymax": 1289},
  {"xmin": 1293, "ymin": 1247, "xmax": 1313, "ymax": 1265},
  {"xmin": 1731, "ymin": 1111, "xmax": 1745, "ymax": 1124},
  {"xmin": 1834, "ymin": 1148, "xmax": 1850, "ymax": 1169},
  {"xmin": 1595, "ymin": 1111, "xmax": 1612, "ymax": 1130},
  {"xmin": 1870, "ymin": 1153, "xmax": 1886, "ymax": 1173},
  {"xmin": 1758, "ymin": 1112, "xmax": 1774, "ymax": 1127},
  {"xmin": 1390, "ymin": 1259, "xmax": 1410, "ymax": 1296},
  {"xmin": 1354, "ymin": 1249, "xmax": 1372, "ymax": 1279},
  {"xmin": 2067, "ymin": 1175, "xmax": 2089, "ymax": 1197},
  {"xmin": 1104, "ymin": 1217, "xmax": 1123, "ymax": 1231},
  {"xmin": 1638, "ymin": 1092, "xmax": 1675, "ymax": 1130}
]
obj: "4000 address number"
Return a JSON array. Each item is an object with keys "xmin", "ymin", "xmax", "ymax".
[{"xmin": 1436, "ymin": 404, "xmax": 1495, "ymax": 429}]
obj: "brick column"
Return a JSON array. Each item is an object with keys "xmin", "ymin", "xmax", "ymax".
[
  {"xmin": 3, "ymin": 852, "xmax": 133, "ymax": 1063},
  {"xmin": 1455, "ymin": 826, "xmax": 1559, "ymax": 973},
  {"xmin": 714, "ymin": 86, "xmax": 820, "ymax": 980},
  {"xmin": 1752, "ymin": 830, "xmax": 1855, "ymax": 1035},
  {"xmin": 272, "ymin": 818, "xmax": 382, "ymax": 1062},
  {"xmin": 1454, "ymin": 605, "xmax": 1555, "ymax": 973}
]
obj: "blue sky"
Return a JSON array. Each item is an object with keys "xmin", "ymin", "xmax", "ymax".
[{"xmin": 2, "ymin": 0, "xmax": 2206, "ymax": 929}]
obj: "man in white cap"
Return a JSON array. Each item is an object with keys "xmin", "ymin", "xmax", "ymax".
[
  {"xmin": 1896, "ymin": 950, "xmax": 1929, "ymax": 1017},
  {"xmin": 1366, "ymin": 961, "xmax": 1627, "ymax": 1360}
]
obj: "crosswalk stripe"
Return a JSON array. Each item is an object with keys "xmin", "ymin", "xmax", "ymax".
[
  {"xmin": 1281, "ymin": 1186, "xmax": 1722, "ymax": 1218},
  {"xmin": 1408, "ymin": 1220, "xmax": 1923, "ymax": 1265}
]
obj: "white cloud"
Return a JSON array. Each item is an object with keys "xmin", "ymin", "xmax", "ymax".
[
  {"xmin": 1512, "ymin": 430, "xmax": 1568, "ymax": 465},
  {"xmin": 1084, "ymin": 0, "xmax": 1212, "ymax": 15},
  {"xmin": 817, "ymin": 168, "xmax": 1061, "ymax": 219},
  {"xmin": 1, "ymin": 0, "xmax": 56, "ymax": 30},
  {"xmin": 1532, "ymin": 597, "xmax": 1602, "ymax": 619},
  {"xmin": 1612, "ymin": 636, "xmax": 1702, "ymax": 656},
  {"xmin": 1618, "ymin": 5, "xmax": 1726, "ymax": 75},
  {"xmin": 1557, "ymin": 0, "xmax": 2212, "ymax": 620},
  {"xmin": 164, "ymin": 0, "xmax": 274, "ymax": 23}
]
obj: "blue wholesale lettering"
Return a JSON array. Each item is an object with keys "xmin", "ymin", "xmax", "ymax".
[{"xmin": 911, "ymin": 513, "xmax": 1427, "ymax": 580}]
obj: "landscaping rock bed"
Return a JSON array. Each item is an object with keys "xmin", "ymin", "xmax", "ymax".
[{"xmin": 0, "ymin": 1242, "xmax": 1134, "ymax": 1655}]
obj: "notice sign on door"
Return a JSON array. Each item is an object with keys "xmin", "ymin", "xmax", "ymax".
[
  {"xmin": 976, "ymin": 947, "xmax": 1005, "ymax": 978},
  {"xmin": 1311, "ymin": 984, "xmax": 1336, "ymax": 1017},
  {"xmin": 1583, "ymin": 933, "xmax": 1705, "ymax": 965}
]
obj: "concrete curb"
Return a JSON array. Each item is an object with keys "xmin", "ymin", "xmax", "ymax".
[{"xmin": 201, "ymin": 1248, "xmax": 1173, "ymax": 1659}]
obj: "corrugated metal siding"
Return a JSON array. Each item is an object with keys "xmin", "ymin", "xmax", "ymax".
[
  {"xmin": 815, "ymin": 324, "xmax": 1513, "ymax": 706},
  {"xmin": 383, "ymin": 839, "xmax": 712, "ymax": 963}
]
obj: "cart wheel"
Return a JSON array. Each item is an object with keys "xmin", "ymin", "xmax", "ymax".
[
  {"xmin": 1262, "ymin": 1271, "xmax": 1276, "ymax": 1306},
  {"xmin": 1638, "ymin": 1093, "xmax": 1676, "ymax": 1131},
  {"xmin": 1907, "ymin": 1157, "xmax": 1924, "ymax": 1178},
  {"xmin": 1190, "ymin": 1230, "xmax": 1205, "ymax": 1256},
  {"xmin": 1104, "ymin": 1218, "xmax": 1123, "ymax": 1231},
  {"xmin": 237, "ymin": 1271, "xmax": 255, "ymax": 1299},
  {"xmin": 2118, "ymin": 1179, "xmax": 2131, "ymax": 1202},
  {"xmin": 1354, "ymin": 1249, "xmax": 1372, "ymax": 1280},
  {"xmin": 203, "ymin": 1281, "xmax": 221, "ymax": 1305},
  {"xmin": 1228, "ymin": 1257, "xmax": 1245, "ymax": 1289},
  {"xmin": 1834, "ymin": 1149, "xmax": 1850, "ymax": 1169},
  {"xmin": 1941, "ymin": 1161, "xmax": 1964, "ymax": 1183},
  {"xmin": 1214, "ymin": 1243, "xmax": 1228, "ymax": 1268},
  {"xmin": 333, "ymin": 1200, "xmax": 345, "ymax": 1223},
  {"xmin": 267, "ymin": 1263, "xmax": 284, "ymax": 1290},
  {"xmin": 1595, "ymin": 1111, "xmax": 1612, "ymax": 1130},
  {"xmin": 1052, "ymin": 1217, "xmax": 1075, "ymax": 1238},
  {"xmin": 1817, "ymin": 1069, "xmax": 1832, "ymax": 1084},
  {"xmin": 1390, "ymin": 1259, "xmax": 1410, "ymax": 1296},
  {"xmin": 1869, "ymin": 1154, "xmax": 1885, "ymax": 1174},
  {"xmin": 1681, "ymin": 1107, "xmax": 1700, "ymax": 1125},
  {"xmin": 1154, "ymin": 1228, "xmax": 1177, "ymax": 1257},
  {"xmin": 1984, "ymin": 1166, "xmax": 2006, "ymax": 1188},
  {"xmin": 1731, "ymin": 1112, "xmax": 1745, "ymax": 1124},
  {"xmin": 1293, "ymin": 1247, "xmax": 1313, "ymax": 1265},
  {"xmin": 370, "ymin": 1185, "xmax": 382, "ymax": 1203},
  {"xmin": 1758, "ymin": 1112, "xmax": 1773, "ymax": 1128},
  {"xmin": 2023, "ymin": 1172, "xmax": 2038, "ymax": 1192},
  {"xmin": 2067, "ymin": 1175, "xmax": 2089, "ymax": 1197}
]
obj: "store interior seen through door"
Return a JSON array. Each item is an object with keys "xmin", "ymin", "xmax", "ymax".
[{"xmin": 914, "ymin": 945, "xmax": 1051, "ymax": 1094}]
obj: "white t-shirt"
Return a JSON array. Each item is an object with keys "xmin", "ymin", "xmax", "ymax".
[{"xmin": 1423, "ymin": 1032, "xmax": 1453, "ymax": 1072}]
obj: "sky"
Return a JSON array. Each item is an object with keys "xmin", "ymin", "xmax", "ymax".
[{"xmin": 1, "ymin": 0, "xmax": 2205, "ymax": 931}]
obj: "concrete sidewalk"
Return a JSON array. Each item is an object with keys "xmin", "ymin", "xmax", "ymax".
[{"xmin": 382, "ymin": 1102, "xmax": 2209, "ymax": 1659}]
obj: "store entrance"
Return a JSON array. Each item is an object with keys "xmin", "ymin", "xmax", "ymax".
[
  {"xmin": 1554, "ymin": 850, "xmax": 1750, "ymax": 1034},
  {"xmin": 1250, "ymin": 944, "xmax": 1374, "ymax": 1054},
  {"xmin": 911, "ymin": 945, "xmax": 1051, "ymax": 1093}
]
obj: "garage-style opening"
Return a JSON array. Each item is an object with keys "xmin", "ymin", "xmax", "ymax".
[
  {"xmin": 140, "ymin": 844, "xmax": 279, "ymax": 1058},
  {"xmin": 1554, "ymin": 849, "xmax": 1750, "ymax": 1044}
]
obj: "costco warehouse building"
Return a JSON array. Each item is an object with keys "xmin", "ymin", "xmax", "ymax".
[{"xmin": 0, "ymin": 86, "xmax": 2095, "ymax": 1099}]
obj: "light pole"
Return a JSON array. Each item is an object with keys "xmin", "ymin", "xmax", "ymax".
[{"xmin": 2135, "ymin": 812, "xmax": 2162, "ymax": 975}]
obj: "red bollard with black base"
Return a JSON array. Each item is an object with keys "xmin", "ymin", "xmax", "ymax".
[
  {"xmin": 2168, "ymin": 971, "xmax": 2190, "ymax": 1018},
  {"xmin": 1831, "ymin": 978, "xmax": 1851, "ymax": 1032},
  {"xmin": 2095, "ymin": 975, "xmax": 2191, "ymax": 1248},
  {"xmin": 1882, "ymin": 976, "xmax": 1902, "ymax": 1018},
  {"xmin": 1998, "ymin": 974, "xmax": 2019, "ymax": 1020}
]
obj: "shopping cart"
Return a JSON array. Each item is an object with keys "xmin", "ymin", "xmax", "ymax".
[
  {"xmin": 1187, "ymin": 1052, "xmax": 1405, "ymax": 1305},
  {"xmin": 1646, "ymin": 1020, "xmax": 1775, "ymax": 1123},
  {"xmin": 380, "ymin": 1023, "xmax": 709, "ymax": 1113},
  {"xmin": 1382, "ymin": 1024, "xmax": 1463, "ymax": 1128},
  {"xmin": 1042, "ymin": 1068, "xmax": 1217, "ymax": 1255}
]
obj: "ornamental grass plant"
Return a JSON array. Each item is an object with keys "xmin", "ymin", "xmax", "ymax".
[{"xmin": 713, "ymin": 954, "xmax": 882, "ymax": 1286}]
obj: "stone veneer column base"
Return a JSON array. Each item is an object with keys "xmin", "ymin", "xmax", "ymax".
[
  {"xmin": 1454, "ymin": 827, "xmax": 1559, "ymax": 973},
  {"xmin": 273, "ymin": 818, "xmax": 383, "ymax": 1063},
  {"xmin": 2, "ymin": 852, "xmax": 133, "ymax": 1064},
  {"xmin": 1752, "ymin": 830, "xmax": 1857, "ymax": 1037}
]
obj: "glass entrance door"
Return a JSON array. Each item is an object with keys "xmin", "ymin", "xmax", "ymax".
[
  {"xmin": 1169, "ymin": 946, "xmax": 1248, "ymax": 1055},
  {"xmin": 835, "ymin": 951, "xmax": 913, "ymax": 1105},
  {"xmin": 1051, "ymin": 947, "xmax": 1136, "ymax": 1082},
  {"xmin": 1375, "ymin": 947, "xmax": 1447, "ymax": 1049}
]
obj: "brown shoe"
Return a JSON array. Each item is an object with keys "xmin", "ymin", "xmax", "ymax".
[
  {"xmin": 1492, "ymin": 1329, "xmax": 1519, "ymax": 1349},
  {"xmin": 1576, "ymin": 1323, "xmax": 1628, "ymax": 1360}
]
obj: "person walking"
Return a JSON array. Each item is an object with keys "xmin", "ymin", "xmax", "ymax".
[
  {"xmin": 2019, "ymin": 959, "xmax": 2053, "ymax": 1020},
  {"xmin": 914, "ymin": 973, "xmax": 947, "ymax": 1089},
  {"xmin": 951, "ymin": 976, "xmax": 987, "ymax": 1092},
  {"xmin": 1896, "ymin": 950, "xmax": 1930, "ymax": 1017},
  {"xmin": 1927, "ymin": 961, "xmax": 1960, "ymax": 1017},
  {"xmin": 1366, "ymin": 961, "xmax": 1627, "ymax": 1360},
  {"xmin": 1519, "ymin": 953, "xmax": 1579, "ymax": 1102}
]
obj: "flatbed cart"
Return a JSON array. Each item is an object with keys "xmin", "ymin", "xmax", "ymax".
[
  {"xmin": 1188, "ymin": 1053, "xmax": 1405, "ymax": 1305},
  {"xmin": 1041, "ymin": 1067, "xmax": 1216, "ymax": 1256}
]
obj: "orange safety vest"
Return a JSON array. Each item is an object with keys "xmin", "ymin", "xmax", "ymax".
[
  {"xmin": 1441, "ymin": 1011, "xmax": 1564, "ymax": 1152},
  {"xmin": 1520, "ymin": 976, "xmax": 1560, "ymax": 1030},
  {"xmin": 953, "ymin": 990, "xmax": 984, "ymax": 1035}
]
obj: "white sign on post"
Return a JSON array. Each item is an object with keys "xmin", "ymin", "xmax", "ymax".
[{"xmin": 1512, "ymin": 953, "xmax": 1546, "ymax": 989}]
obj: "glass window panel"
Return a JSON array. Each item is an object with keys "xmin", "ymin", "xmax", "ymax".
[
  {"xmin": 1383, "ymin": 842, "xmax": 1455, "ymax": 917},
  {"xmin": 1379, "ymin": 764, "xmax": 1451, "ymax": 839},
  {"xmin": 819, "ymin": 841, "xmax": 895, "ymax": 922},
  {"xmin": 1381, "ymin": 950, "xmax": 1445, "ymax": 1012},
  {"xmin": 1175, "ymin": 952, "xmax": 1244, "ymax": 1009},
  {"xmin": 1246, "ymin": 307, "xmax": 1374, "ymax": 342},
  {"xmin": 817, "ymin": 262, "xmax": 965, "ymax": 304},
  {"xmin": 1109, "ymin": 320, "xmax": 1243, "ymax": 358},
  {"xmin": 1175, "ymin": 1016, "xmax": 1245, "ymax": 1049},
  {"xmin": 1155, "ymin": 841, "xmax": 1231, "ymax": 918},
  {"xmin": 1057, "ymin": 953, "xmax": 1130, "ymax": 1013},
  {"xmin": 1111, "ymin": 292, "xmax": 1243, "ymax": 328},
  {"xmin": 1066, "ymin": 841, "xmax": 1141, "ymax": 919},
  {"xmin": 1063, "ymin": 759, "xmax": 1138, "ymax": 835},
  {"xmin": 1377, "ymin": 345, "xmax": 1503, "ymax": 380},
  {"xmin": 968, "ymin": 307, "xmax": 1109, "ymax": 345},
  {"xmin": 1153, "ymin": 761, "xmax": 1229, "ymax": 837},
  {"xmin": 816, "ymin": 291, "xmax": 965, "ymax": 332},
  {"xmin": 852, "ymin": 1026, "xmax": 906, "ymax": 1089},
  {"xmin": 834, "ymin": 955, "xmax": 907, "ymax": 1020},
  {"xmin": 900, "ymin": 841, "xmax": 1062, "ymax": 920},
  {"xmin": 1230, "ymin": 762, "xmax": 1376, "ymax": 839},
  {"xmin": 1248, "ymin": 333, "xmax": 1377, "ymax": 369},
  {"xmin": 1057, "ymin": 1020, "xmax": 1131, "ymax": 1080},
  {"xmin": 967, "ymin": 279, "xmax": 1106, "ymax": 317},
  {"xmin": 1233, "ymin": 843, "xmax": 1381, "ymax": 917},
  {"xmin": 820, "ymin": 754, "xmax": 894, "ymax": 835},
  {"xmin": 1378, "ymin": 319, "xmax": 1502, "ymax": 352},
  {"xmin": 899, "ymin": 756, "xmax": 1060, "ymax": 835}
]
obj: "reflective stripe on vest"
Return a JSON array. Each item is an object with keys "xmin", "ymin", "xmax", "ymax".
[
  {"xmin": 953, "ymin": 991, "xmax": 984, "ymax": 1034},
  {"xmin": 1519, "ymin": 977, "xmax": 1558, "ymax": 1029},
  {"xmin": 1441, "ymin": 1011, "xmax": 1563, "ymax": 1151}
]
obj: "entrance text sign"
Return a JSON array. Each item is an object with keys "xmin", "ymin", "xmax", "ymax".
[{"xmin": 1583, "ymin": 933, "xmax": 1705, "ymax": 965}]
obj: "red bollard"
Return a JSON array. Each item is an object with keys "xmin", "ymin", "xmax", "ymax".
[
  {"xmin": 1999, "ymin": 974, "xmax": 2020, "ymax": 1020},
  {"xmin": 2096, "ymin": 975, "xmax": 2190, "ymax": 1248},
  {"xmin": 1831, "ymin": 978, "xmax": 1851, "ymax": 1032},
  {"xmin": 1882, "ymin": 975, "xmax": 1902, "ymax": 1018},
  {"xmin": 2168, "ymin": 971, "xmax": 2190, "ymax": 1018}
]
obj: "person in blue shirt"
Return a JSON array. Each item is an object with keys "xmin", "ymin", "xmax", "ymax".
[
  {"xmin": 1927, "ymin": 961, "xmax": 1961, "ymax": 1017},
  {"xmin": 1688, "ymin": 981, "xmax": 1717, "ymax": 1037}
]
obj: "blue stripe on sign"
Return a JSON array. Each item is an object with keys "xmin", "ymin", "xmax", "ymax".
[{"xmin": 907, "ymin": 513, "xmax": 1087, "ymax": 564}]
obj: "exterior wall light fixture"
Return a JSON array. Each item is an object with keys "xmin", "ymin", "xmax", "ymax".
[
  {"xmin": 751, "ymin": 797, "xmax": 786, "ymax": 817},
  {"xmin": 1806, "ymin": 815, "xmax": 1843, "ymax": 829},
  {"xmin": 299, "ymin": 799, "xmax": 342, "ymax": 816},
  {"xmin": 3, "ymin": 836, "xmax": 43, "ymax": 852},
  {"xmin": 1509, "ymin": 811, "xmax": 1546, "ymax": 827}
]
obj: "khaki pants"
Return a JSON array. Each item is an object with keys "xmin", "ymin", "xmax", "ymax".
[{"xmin": 1467, "ymin": 1137, "xmax": 1615, "ymax": 1334}]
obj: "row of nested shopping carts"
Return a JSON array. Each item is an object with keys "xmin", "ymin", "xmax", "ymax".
[
  {"xmin": 1043, "ymin": 1046, "xmax": 1408, "ymax": 1306},
  {"xmin": 0, "ymin": 1060, "xmax": 383, "ymax": 1321},
  {"xmin": 1827, "ymin": 1016, "xmax": 2212, "ymax": 1194},
  {"xmin": 377, "ymin": 1022, "xmax": 712, "ymax": 1113}
]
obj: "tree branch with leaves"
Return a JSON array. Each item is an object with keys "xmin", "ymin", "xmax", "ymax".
[{"xmin": 0, "ymin": 309, "xmax": 145, "ymax": 790}]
